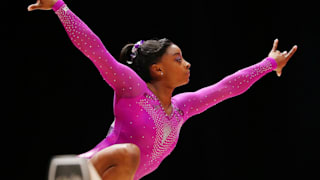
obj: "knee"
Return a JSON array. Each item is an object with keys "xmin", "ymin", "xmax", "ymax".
[
  {"xmin": 120, "ymin": 143, "xmax": 140, "ymax": 168},
  {"xmin": 89, "ymin": 143, "xmax": 141, "ymax": 178}
]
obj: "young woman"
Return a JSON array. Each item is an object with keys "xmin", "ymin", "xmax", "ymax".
[{"xmin": 28, "ymin": 0, "xmax": 297, "ymax": 180}]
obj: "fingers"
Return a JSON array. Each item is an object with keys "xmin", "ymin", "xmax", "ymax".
[
  {"xmin": 276, "ymin": 70, "xmax": 282, "ymax": 77},
  {"xmin": 281, "ymin": 51, "xmax": 287, "ymax": 55},
  {"xmin": 269, "ymin": 39, "xmax": 297, "ymax": 78},
  {"xmin": 271, "ymin": 39, "xmax": 279, "ymax": 52},
  {"xmin": 270, "ymin": 38, "xmax": 298, "ymax": 60},
  {"xmin": 28, "ymin": 3, "xmax": 40, "ymax": 11},
  {"xmin": 285, "ymin": 45, "xmax": 298, "ymax": 60}
]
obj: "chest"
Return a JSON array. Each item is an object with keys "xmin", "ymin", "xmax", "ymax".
[{"xmin": 115, "ymin": 92, "xmax": 185, "ymax": 149}]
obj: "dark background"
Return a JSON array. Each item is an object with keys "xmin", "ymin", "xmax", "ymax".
[{"xmin": 5, "ymin": 0, "xmax": 319, "ymax": 179}]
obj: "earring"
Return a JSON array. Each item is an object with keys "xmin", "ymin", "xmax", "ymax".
[{"xmin": 160, "ymin": 72, "xmax": 164, "ymax": 76}]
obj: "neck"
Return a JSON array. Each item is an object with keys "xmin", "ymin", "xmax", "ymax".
[{"xmin": 147, "ymin": 81, "xmax": 174, "ymax": 109}]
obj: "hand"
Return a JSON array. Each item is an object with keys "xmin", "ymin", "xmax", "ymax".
[
  {"xmin": 27, "ymin": 0, "xmax": 58, "ymax": 11},
  {"xmin": 268, "ymin": 39, "xmax": 298, "ymax": 77}
]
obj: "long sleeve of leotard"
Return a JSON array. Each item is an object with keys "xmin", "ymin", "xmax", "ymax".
[
  {"xmin": 52, "ymin": 0, "xmax": 146, "ymax": 98},
  {"xmin": 173, "ymin": 57, "xmax": 277, "ymax": 121}
]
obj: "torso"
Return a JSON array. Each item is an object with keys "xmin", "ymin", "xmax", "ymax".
[{"xmin": 110, "ymin": 89, "xmax": 185, "ymax": 179}]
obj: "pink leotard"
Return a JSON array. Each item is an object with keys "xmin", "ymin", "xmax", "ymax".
[{"xmin": 52, "ymin": 1, "xmax": 277, "ymax": 179}]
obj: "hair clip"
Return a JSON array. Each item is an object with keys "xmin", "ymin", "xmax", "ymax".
[{"xmin": 127, "ymin": 40, "xmax": 144, "ymax": 64}]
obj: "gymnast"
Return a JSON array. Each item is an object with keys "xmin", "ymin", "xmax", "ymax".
[{"xmin": 28, "ymin": 0, "xmax": 298, "ymax": 179}]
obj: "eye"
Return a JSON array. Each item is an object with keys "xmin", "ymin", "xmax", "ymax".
[{"xmin": 175, "ymin": 57, "xmax": 182, "ymax": 62}]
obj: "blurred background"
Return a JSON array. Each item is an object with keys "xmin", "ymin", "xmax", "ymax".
[{"xmin": 4, "ymin": 0, "xmax": 319, "ymax": 179}]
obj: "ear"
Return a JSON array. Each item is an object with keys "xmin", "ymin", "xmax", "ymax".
[{"xmin": 150, "ymin": 64, "xmax": 163, "ymax": 79}]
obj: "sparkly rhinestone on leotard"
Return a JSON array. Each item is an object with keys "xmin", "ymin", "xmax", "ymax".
[{"xmin": 52, "ymin": 1, "xmax": 277, "ymax": 179}]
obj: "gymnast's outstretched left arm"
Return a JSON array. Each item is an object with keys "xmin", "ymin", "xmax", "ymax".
[
  {"xmin": 173, "ymin": 39, "xmax": 297, "ymax": 121},
  {"xmin": 28, "ymin": 0, "xmax": 147, "ymax": 98}
]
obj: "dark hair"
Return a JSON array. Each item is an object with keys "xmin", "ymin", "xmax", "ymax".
[{"xmin": 119, "ymin": 38, "xmax": 173, "ymax": 82}]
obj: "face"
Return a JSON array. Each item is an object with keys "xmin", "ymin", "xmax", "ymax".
[{"xmin": 157, "ymin": 44, "xmax": 191, "ymax": 88}]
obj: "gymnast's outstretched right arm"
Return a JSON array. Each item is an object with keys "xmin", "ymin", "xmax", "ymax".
[
  {"xmin": 28, "ymin": 0, "xmax": 146, "ymax": 98},
  {"xmin": 173, "ymin": 40, "xmax": 297, "ymax": 121}
]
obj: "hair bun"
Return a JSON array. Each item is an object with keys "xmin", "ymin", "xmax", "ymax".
[{"xmin": 119, "ymin": 43, "xmax": 135, "ymax": 66}]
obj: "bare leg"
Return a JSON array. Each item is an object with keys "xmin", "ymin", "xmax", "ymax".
[
  {"xmin": 88, "ymin": 161, "xmax": 102, "ymax": 180},
  {"xmin": 90, "ymin": 143, "xmax": 140, "ymax": 180}
]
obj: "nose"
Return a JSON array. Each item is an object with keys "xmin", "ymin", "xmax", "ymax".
[{"xmin": 185, "ymin": 60, "xmax": 191, "ymax": 69}]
